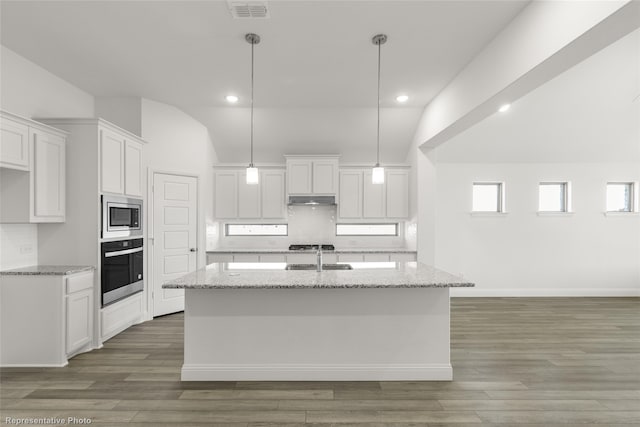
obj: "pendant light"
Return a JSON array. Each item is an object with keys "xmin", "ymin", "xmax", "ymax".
[
  {"xmin": 371, "ymin": 33, "xmax": 387, "ymax": 185},
  {"xmin": 245, "ymin": 33, "xmax": 260, "ymax": 185}
]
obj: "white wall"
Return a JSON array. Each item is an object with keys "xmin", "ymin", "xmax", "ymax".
[
  {"xmin": 95, "ymin": 97, "xmax": 142, "ymax": 136},
  {"xmin": 435, "ymin": 162, "xmax": 640, "ymax": 297},
  {"xmin": 0, "ymin": 45, "xmax": 95, "ymax": 270}
]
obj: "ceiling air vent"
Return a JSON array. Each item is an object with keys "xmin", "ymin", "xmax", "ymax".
[{"xmin": 228, "ymin": 2, "xmax": 270, "ymax": 19}]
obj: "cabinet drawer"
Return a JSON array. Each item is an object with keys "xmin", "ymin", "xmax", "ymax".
[
  {"xmin": 208, "ymin": 254, "xmax": 233, "ymax": 263},
  {"xmin": 337, "ymin": 254, "xmax": 365, "ymax": 262},
  {"xmin": 233, "ymin": 254, "xmax": 260, "ymax": 262},
  {"xmin": 259, "ymin": 254, "xmax": 286, "ymax": 262},
  {"xmin": 389, "ymin": 253, "xmax": 417, "ymax": 262},
  {"xmin": 363, "ymin": 253, "xmax": 390, "ymax": 262},
  {"xmin": 66, "ymin": 271, "xmax": 93, "ymax": 294},
  {"xmin": 286, "ymin": 253, "xmax": 315, "ymax": 264}
]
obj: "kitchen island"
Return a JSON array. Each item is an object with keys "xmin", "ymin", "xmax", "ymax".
[{"xmin": 163, "ymin": 261, "xmax": 473, "ymax": 381}]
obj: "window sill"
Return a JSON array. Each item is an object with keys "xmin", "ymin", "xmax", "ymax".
[
  {"xmin": 537, "ymin": 211, "xmax": 574, "ymax": 217},
  {"xmin": 604, "ymin": 212, "xmax": 639, "ymax": 217},
  {"xmin": 470, "ymin": 212, "xmax": 508, "ymax": 217}
]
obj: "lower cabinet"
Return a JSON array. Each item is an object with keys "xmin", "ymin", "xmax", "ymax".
[
  {"xmin": 101, "ymin": 292, "xmax": 144, "ymax": 342},
  {"xmin": 207, "ymin": 252, "xmax": 417, "ymax": 264},
  {"xmin": 0, "ymin": 269, "xmax": 95, "ymax": 367},
  {"xmin": 66, "ymin": 271, "xmax": 94, "ymax": 355}
]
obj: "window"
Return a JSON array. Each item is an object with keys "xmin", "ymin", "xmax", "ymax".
[
  {"xmin": 607, "ymin": 182, "xmax": 635, "ymax": 212},
  {"xmin": 336, "ymin": 223, "xmax": 398, "ymax": 236},
  {"xmin": 539, "ymin": 182, "xmax": 570, "ymax": 212},
  {"xmin": 472, "ymin": 182, "xmax": 504, "ymax": 212},
  {"xmin": 225, "ymin": 224, "xmax": 288, "ymax": 236}
]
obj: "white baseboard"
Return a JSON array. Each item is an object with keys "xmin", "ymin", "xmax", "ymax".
[
  {"xmin": 0, "ymin": 362, "xmax": 67, "ymax": 368},
  {"xmin": 181, "ymin": 364, "xmax": 453, "ymax": 381},
  {"xmin": 450, "ymin": 288, "xmax": 640, "ymax": 297}
]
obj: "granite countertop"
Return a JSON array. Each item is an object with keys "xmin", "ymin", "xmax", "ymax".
[
  {"xmin": 163, "ymin": 262, "xmax": 473, "ymax": 289},
  {"xmin": 0, "ymin": 265, "xmax": 95, "ymax": 276},
  {"xmin": 207, "ymin": 248, "xmax": 417, "ymax": 254}
]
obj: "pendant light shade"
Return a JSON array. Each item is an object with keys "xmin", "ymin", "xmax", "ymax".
[
  {"xmin": 246, "ymin": 33, "xmax": 260, "ymax": 185},
  {"xmin": 372, "ymin": 34, "xmax": 386, "ymax": 185}
]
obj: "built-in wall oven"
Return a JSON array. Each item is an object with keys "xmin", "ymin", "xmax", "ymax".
[
  {"xmin": 102, "ymin": 195, "xmax": 142, "ymax": 239},
  {"xmin": 101, "ymin": 238, "xmax": 143, "ymax": 306}
]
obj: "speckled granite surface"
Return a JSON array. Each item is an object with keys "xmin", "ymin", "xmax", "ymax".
[
  {"xmin": 0, "ymin": 265, "xmax": 94, "ymax": 276},
  {"xmin": 207, "ymin": 248, "xmax": 417, "ymax": 254},
  {"xmin": 163, "ymin": 262, "xmax": 473, "ymax": 289}
]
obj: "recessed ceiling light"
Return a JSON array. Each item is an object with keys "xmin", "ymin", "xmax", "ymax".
[
  {"xmin": 498, "ymin": 103, "xmax": 511, "ymax": 113},
  {"xmin": 396, "ymin": 95, "xmax": 409, "ymax": 103},
  {"xmin": 225, "ymin": 95, "xmax": 239, "ymax": 103}
]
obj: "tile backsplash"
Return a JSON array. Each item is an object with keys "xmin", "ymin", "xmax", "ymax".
[{"xmin": 0, "ymin": 224, "xmax": 37, "ymax": 270}]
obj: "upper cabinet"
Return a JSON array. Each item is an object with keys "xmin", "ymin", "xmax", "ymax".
[
  {"xmin": 338, "ymin": 167, "xmax": 409, "ymax": 220},
  {"xmin": 214, "ymin": 168, "xmax": 286, "ymax": 219},
  {"xmin": 100, "ymin": 128, "xmax": 143, "ymax": 197},
  {"xmin": 0, "ymin": 116, "xmax": 30, "ymax": 171},
  {"xmin": 285, "ymin": 156, "xmax": 339, "ymax": 196},
  {"xmin": 0, "ymin": 111, "xmax": 67, "ymax": 223}
]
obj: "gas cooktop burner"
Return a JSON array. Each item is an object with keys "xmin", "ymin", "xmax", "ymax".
[{"xmin": 289, "ymin": 244, "xmax": 335, "ymax": 251}]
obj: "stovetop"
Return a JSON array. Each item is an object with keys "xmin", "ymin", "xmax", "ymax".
[{"xmin": 288, "ymin": 244, "xmax": 335, "ymax": 251}]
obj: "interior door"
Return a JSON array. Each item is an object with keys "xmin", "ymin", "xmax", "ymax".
[{"xmin": 153, "ymin": 173, "xmax": 197, "ymax": 317}]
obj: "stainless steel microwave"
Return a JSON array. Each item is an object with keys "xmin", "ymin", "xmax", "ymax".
[{"xmin": 102, "ymin": 195, "xmax": 143, "ymax": 239}]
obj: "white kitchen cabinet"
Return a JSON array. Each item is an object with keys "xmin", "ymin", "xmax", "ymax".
[
  {"xmin": 287, "ymin": 159, "xmax": 312, "ymax": 194},
  {"xmin": 66, "ymin": 271, "xmax": 94, "ymax": 355},
  {"xmin": 32, "ymin": 129, "xmax": 66, "ymax": 221},
  {"xmin": 337, "ymin": 253, "xmax": 365, "ymax": 262},
  {"xmin": 0, "ymin": 115, "xmax": 30, "ymax": 171},
  {"xmin": 0, "ymin": 112, "xmax": 67, "ymax": 223},
  {"xmin": 100, "ymin": 128, "xmax": 125, "ymax": 195},
  {"xmin": 214, "ymin": 168, "xmax": 286, "ymax": 220},
  {"xmin": 312, "ymin": 159, "xmax": 339, "ymax": 194},
  {"xmin": 100, "ymin": 128, "xmax": 143, "ymax": 197},
  {"xmin": 338, "ymin": 167, "xmax": 409, "ymax": 220},
  {"xmin": 261, "ymin": 170, "xmax": 286, "ymax": 218},
  {"xmin": 389, "ymin": 253, "xmax": 417, "ymax": 262},
  {"xmin": 285, "ymin": 156, "xmax": 339, "ymax": 196},
  {"xmin": 363, "ymin": 170, "xmax": 386, "ymax": 218},
  {"xmin": 124, "ymin": 140, "xmax": 143, "ymax": 197},
  {"xmin": 339, "ymin": 170, "xmax": 362, "ymax": 218},
  {"xmin": 238, "ymin": 171, "xmax": 261, "ymax": 218},
  {"xmin": 215, "ymin": 171, "xmax": 238, "ymax": 218},
  {"xmin": 386, "ymin": 169, "xmax": 409, "ymax": 218},
  {"xmin": 0, "ymin": 269, "xmax": 95, "ymax": 367}
]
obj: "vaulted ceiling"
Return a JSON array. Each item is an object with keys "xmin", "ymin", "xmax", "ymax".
[{"xmin": 0, "ymin": 0, "xmax": 529, "ymax": 162}]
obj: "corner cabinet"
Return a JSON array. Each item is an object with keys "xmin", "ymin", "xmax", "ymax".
[
  {"xmin": 285, "ymin": 155, "xmax": 339, "ymax": 196},
  {"xmin": 338, "ymin": 167, "xmax": 409, "ymax": 220},
  {"xmin": 0, "ymin": 111, "xmax": 67, "ymax": 223},
  {"xmin": 214, "ymin": 168, "xmax": 286, "ymax": 219}
]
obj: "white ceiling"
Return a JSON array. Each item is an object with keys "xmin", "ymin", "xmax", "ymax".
[
  {"xmin": 434, "ymin": 28, "xmax": 640, "ymax": 163},
  {"xmin": 0, "ymin": 0, "xmax": 529, "ymax": 162}
]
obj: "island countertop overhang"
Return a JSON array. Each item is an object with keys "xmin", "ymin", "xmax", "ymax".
[{"xmin": 163, "ymin": 261, "xmax": 474, "ymax": 290}]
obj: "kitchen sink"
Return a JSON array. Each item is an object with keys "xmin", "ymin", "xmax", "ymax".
[{"xmin": 285, "ymin": 264, "xmax": 353, "ymax": 271}]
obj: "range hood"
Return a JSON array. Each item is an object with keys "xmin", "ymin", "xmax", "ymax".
[{"xmin": 288, "ymin": 195, "xmax": 336, "ymax": 206}]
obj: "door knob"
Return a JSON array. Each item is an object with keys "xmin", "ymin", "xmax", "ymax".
[{"xmin": 190, "ymin": 248, "xmax": 197, "ymax": 252}]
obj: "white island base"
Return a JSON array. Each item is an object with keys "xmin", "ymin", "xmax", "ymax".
[{"xmin": 182, "ymin": 287, "xmax": 452, "ymax": 381}]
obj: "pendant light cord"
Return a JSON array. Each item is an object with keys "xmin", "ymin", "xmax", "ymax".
[
  {"xmin": 376, "ymin": 40, "xmax": 381, "ymax": 167},
  {"xmin": 250, "ymin": 38, "xmax": 255, "ymax": 167}
]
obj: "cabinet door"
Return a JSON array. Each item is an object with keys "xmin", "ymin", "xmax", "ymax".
[
  {"xmin": 100, "ymin": 129, "xmax": 125, "ymax": 194},
  {"xmin": 66, "ymin": 289, "xmax": 93, "ymax": 355},
  {"xmin": 363, "ymin": 171, "xmax": 385, "ymax": 218},
  {"xmin": 261, "ymin": 170, "xmax": 285, "ymax": 218},
  {"xmin": 31, "ymin": 129, "xmax": 65, "ymax": 222},
  {"xmin": 0, "ymin": 117, "xmax": 30, "ymax": 171},
  {"xmin": 287, "ymin": 160, "xmax": 312, "ymax": 194},
  {"xmin": 214, "ymin": 171, "xmax": 238, "ymax": 218},
  {"xmin": 124, "ymin": 140, "xmax": 143, "ymax": 197},
  {"xmin": 238, "ymin": 171, "xmax": 261, "ymax": 218},
  {"xmin": 339, "ymin": 170, "xmax": 362, "ymax": 218},
  {"xmin": 312, "ymin": 160, "xmax": 338, "ymax": 194},
  {"xmin": 386, "ymin": 170, "xmax": 409, "ymax": 218}
]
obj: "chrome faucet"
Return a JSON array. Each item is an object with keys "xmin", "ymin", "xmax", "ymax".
[{"xmin": 316, "ymin": 247, "xmax": 323, "ymax": 272}]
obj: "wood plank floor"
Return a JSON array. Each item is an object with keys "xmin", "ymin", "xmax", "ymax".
[{"xmin": 1, "ymin": 297, "xmax": 639, "ymax": 426}]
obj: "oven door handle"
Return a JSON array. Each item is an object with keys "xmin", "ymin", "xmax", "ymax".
[{"xmin": 104, "ymin": 247, "xmax": 143, "ymax": 258}]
